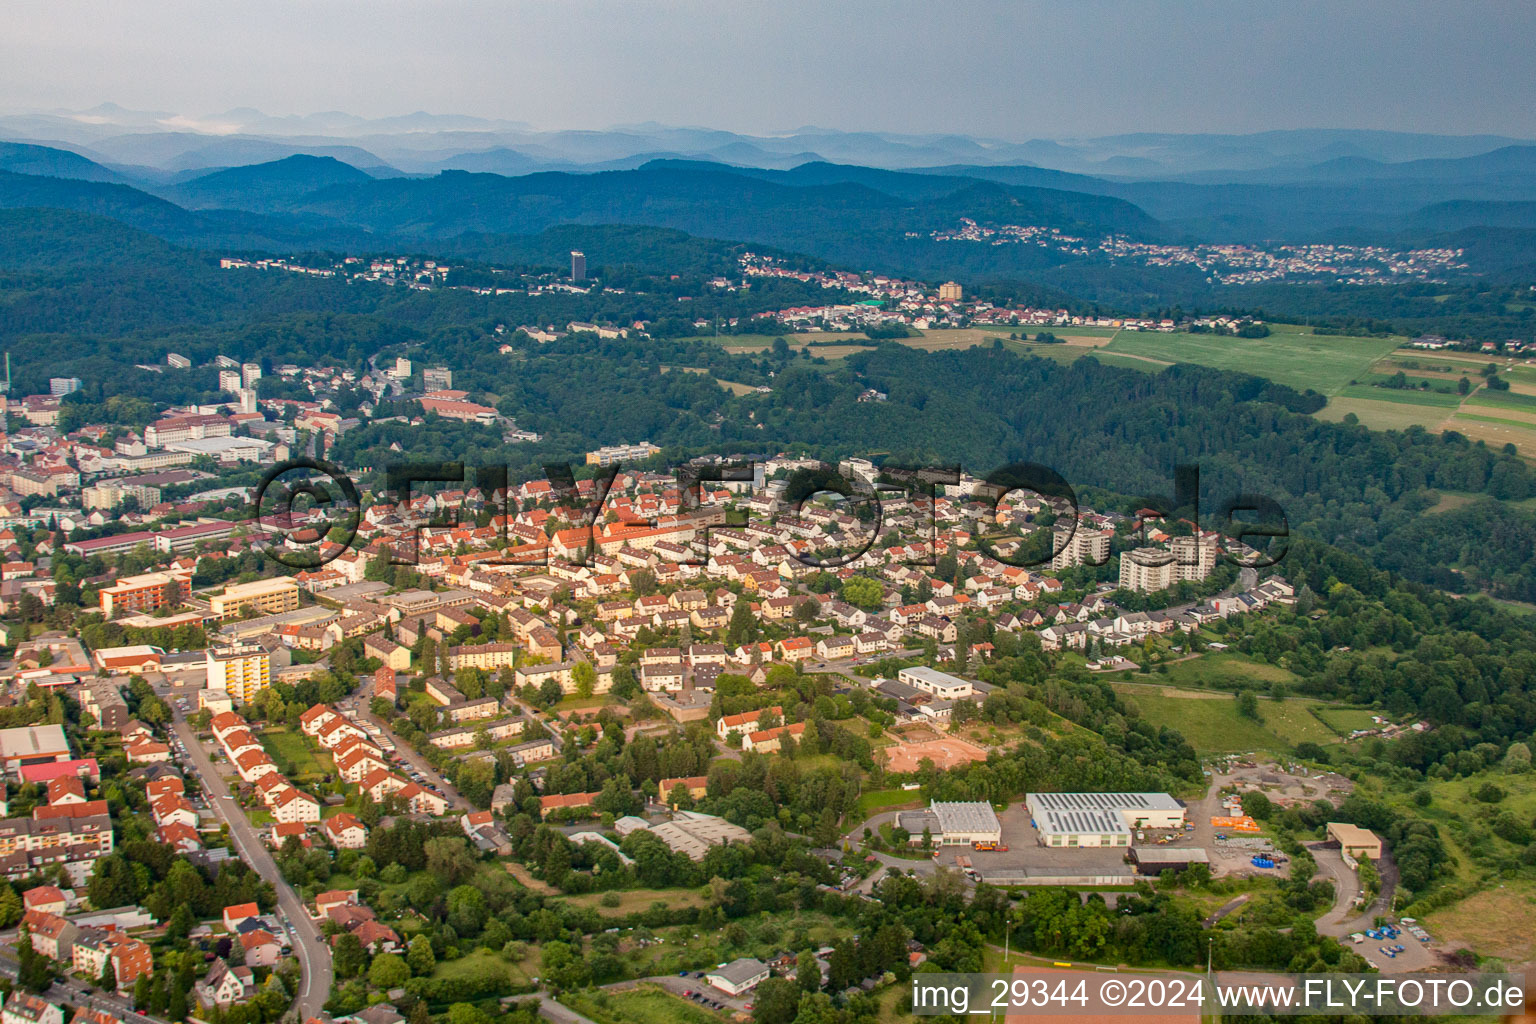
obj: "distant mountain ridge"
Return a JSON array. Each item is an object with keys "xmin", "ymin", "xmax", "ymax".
[{"xmin": 3, "ymin": 139, "xmax": 1536, "ymax": 304}]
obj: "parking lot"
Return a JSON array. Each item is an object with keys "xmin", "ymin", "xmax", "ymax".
[
  {"xmin": 932, "ymin": 803, "xmax": 1139, "ymax": 880},
  {"xmin": 648, "ymin": 972, "xmax": 750, "ymax": 1014}
]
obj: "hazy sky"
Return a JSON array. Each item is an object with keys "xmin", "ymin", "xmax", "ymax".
[{"xmin": 5, "ymin": 0, "xmax": 1535, "ymax": 138}]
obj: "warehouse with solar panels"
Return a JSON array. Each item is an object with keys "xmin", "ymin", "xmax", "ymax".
[
  {"xmin": 1025, "ymin": 792, "xmax": 1185, "ymax": 848},
  {"xmin": 896, "ymin": 800, "xmax": 1002, "ymax": 846}
]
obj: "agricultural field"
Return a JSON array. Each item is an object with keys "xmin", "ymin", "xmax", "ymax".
[
  {"xmin": 1334, "ymin": 383, "xmax": 1462, "ymax": 407},
  {"xmin": 1101, "ymin": 324, "xmax": 1402, "ymax": 395},
  {"xmin": 1110, "ymin": 682, "xmax": 1341, "ymax": 752},
  {"xmin": 1315, "ymin": 396, "xmax": 1447, "ymax": 432}
]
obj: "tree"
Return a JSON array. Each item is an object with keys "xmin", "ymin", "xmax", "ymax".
[
  {"xmin": 99, "ymin": 956, "xmax": 116, "ymax": 992},
  {"xmin": 572, "ymin": 661, "xmax": 597, "ymax": 698},
  {"xmin": 16, "ymin": 923, "xmax": 53, "ymax": 992},
  {"xmin": 0, "ymin": 885, "xmax": 21, "ymax": 928},
  {"xmin": 333, "ymin": 932, "xmax": 365, "ymax": 978},
  {"xmin": 369, "ymin": 952, "xmax": 410, "ymax": 988},
  {"xmin": 753, "ymin": 978, "xmax": 801, "ymax": 1024},
  {"xmin": 539, "ymin": 677, "xmax": 565, "ymax": 708},
  {"xmin": 1235, "ymin": 689, "xmax": 1261, "ymax": 721},
  {"xmin": 424, "ymin": 836, "xmax": 477, "ymax": 883},
  {"xmin": 840, "ymin": 576, "xmax": 883, "ymax": 610},
  {"xmin": 796, "ymin": 949, "xmax": 822, "ymax": 993},
  {"xmin": 726, "ymin": 601, "xmax": 758, "ymax": 645},
  {"xmin": 407, "ymin": 933, "xmax": 436, "ymax": 976},
  {"xmin": 540, "ymin": 940, "xmax": 591, "ymax": 991},
  {"xmin": 1505, "ymin": 742, "xmax": 1532, "ymax": 773}
]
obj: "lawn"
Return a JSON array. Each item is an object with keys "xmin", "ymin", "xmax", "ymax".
[
  {"xmin": 1311, "ymin": 707, "xmax": 1381, "ymax": 735},
  {"xmin": 855, "ymin": 787, "xmax": 926, "ymax": 820},
  {"xmin": 1102, "ymin": 325, "xmax": 1402, "ymax": 395},
  {"xmin": 566, "ymin": 985, "xmax": 725, "ymax": 1024},
  {"xmin": 262, "ymin": 728, "xmax": 332, "ymax": 779},
  {"xmin": 1111, "ymin": 685, "xmax": 1340, "ymax": 752},
  {"xmin": 430, "ymin": 946, "xmax": 532, "ymax": 988},
  {"xmin": 556, "ymin": 887, "xmax": 708, "ymax": 916},
  {"xmin": 1156, "ymin": 651, "xmax": 1299, "ymax": 691}
]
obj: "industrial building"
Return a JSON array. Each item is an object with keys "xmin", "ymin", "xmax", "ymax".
[
  {"xmin": 643, "ymin": 810, "xmax": 752, "ymax": 860},
  {"xmin": 1326, "ymin": 822, "xmax": 1382, "ymax": 860},
  {"xmin": 896, "ymin": 801, "xmax": 1002, "ymax": 846},
  {"xmin": 0, "ymin": 725, "xmax": 72, "ymax": 776},
  {"xmin": 1129, "ymin": 847, "xmax": 1209, "ymax": 875},
  {"xmin": 705, "ymin": 957, "xmax": 769, "ymax": 996},
  {"xmin": 896, "ymin": 665, "xmax": 974, "ymax": 699},
  {"xmin": 1025, "ymin": 792, "xmax": 1185, "ymax": 848}
]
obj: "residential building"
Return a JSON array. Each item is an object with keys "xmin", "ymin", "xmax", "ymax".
[
  {"xmin": 208, "ymin": 577, "xmax": 298, "ymax": 620},
  {"xmin": 205, "ymin": 645, "xmax": 271, "ymax": 706}
]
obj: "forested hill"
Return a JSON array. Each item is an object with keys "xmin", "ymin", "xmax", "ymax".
[{"xmin": 165, "ymin": 153, "xmax": 376, "ymax": 212}]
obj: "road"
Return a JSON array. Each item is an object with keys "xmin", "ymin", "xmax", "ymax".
[
  {"xmin": 537, "ymin": 992, "xmax": 602, "ymax": 1024},
  {"xmin": 170, "ymin": 710, "xmax": 334, "ymax": 1018},
  {"xmin": 0, "ymin": 949, "xmax": 168, "ymax": 1023}
]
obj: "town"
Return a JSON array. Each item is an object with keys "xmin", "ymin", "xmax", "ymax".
[{"xmin": 0, "ymin": 357, "xmax": 1421, "ymax": 1024}]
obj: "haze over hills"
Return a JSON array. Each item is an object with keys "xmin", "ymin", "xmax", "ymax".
[
  {"xmin": 3, "ymin": 104, "xmax": 1533, "ymax": 179},
  {"xmin": 3, "ymin": 124, "xmax": 1536, "ymax": 306}
]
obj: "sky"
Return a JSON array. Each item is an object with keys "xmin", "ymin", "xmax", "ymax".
[{"xmin": 4, "ymin": 0, "xmax": 1536, "ymax": 139}]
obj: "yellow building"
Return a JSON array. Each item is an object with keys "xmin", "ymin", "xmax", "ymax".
[
  {"xmin": 205, "ymin": 645, "xmax": 272, "ymax": 706},
  {"xmin": 1326, "ymin": 821, "xmax": 1383, "ymax": 860},
  {"xmin": 937, "ymin": 281, "xmax": 963, "ymax": 302},
  {"xmin": 209, "ymin": 577, "xmax": 299, "ymax": 620}
]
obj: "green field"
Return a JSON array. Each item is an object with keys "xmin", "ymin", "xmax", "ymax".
[
  {"xmin": 1102, "ymin": 326, "xmax": 1402, "ymax": 395},
  {"xmin": 430, "ymin": 946, "xmax": 532, "ymax": 988},
  {"xmin": 1465, "ymin": 388, "xmax": 1536, "ymax": 411},
  {"xmin": 262, "ymin": 729, "xmax": 332, "ymax": 780},
  {"xmin": 1156, "ymin": 651, "xmax": 1300, "ymax": 691},
  {"xmin": 567, "ymin": 985, "xmax": 726, "ymax": 1024},
  {"xmin": 1335, "ymin": 384, "xmax": 1463, "ymax": 407},
  {"xmin": 1311, "ymin": 707, "xmax": 1381, "ymax": 735},
  {"xmin": 1316, "ymin": 395, "xmax": 1446, "ymax": 431},
  {"xmin": 1111, "ymin": 685, "xmax": 1340, "ymax": 752},
  {"xmin": 1452, "ymin": 411, "xmax": 1536, "ymax": 429},
  {"xmin": 555, "ymin": 887, "xmax": 708, "ymax": 916},
  {"xmin": 855, "ymin": 786, "xmax": 926, "ymax": 819}
]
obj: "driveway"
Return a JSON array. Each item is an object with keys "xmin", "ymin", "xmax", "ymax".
[{"xmin": 1310, "ymin": 843, "xmax": 1435, "ymax": 973}]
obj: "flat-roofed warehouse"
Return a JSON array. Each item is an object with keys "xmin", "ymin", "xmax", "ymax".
[
  {"xmin": 897, "ymin": 801, "xmax": 1001, "ymax": 846},
  {"xmin": 1326, "ymin": 822, "xmax": 1382, "ymax": 860},
  {"xmin": 1026, "ymin": 792, "xmax": 1185, "ymax": 848},
  {"xmin": 1129, "ymin": 847, "xmax": 1209, "ymax": 875}
]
